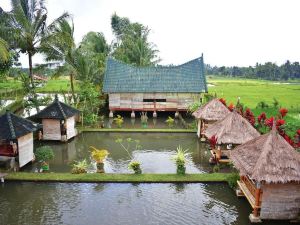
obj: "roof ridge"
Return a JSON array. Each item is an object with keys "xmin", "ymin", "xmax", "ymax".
[
  {"xmin": 6, "ymin": 112, "xmax": 16, "ymax": 139},
  {"xmin": 57, "ymin": 101, "xmax": 67, "ymax": 119}
]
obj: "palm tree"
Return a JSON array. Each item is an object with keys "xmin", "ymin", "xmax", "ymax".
[
  {"xmin": 0, "ymin": 38, "xmax": 9, "ymax": 62},
  {"xmin": 41, "ymin": 19, "xmax": 100, "ymax": 102},
  {"xmin": 0, "ymin": 0, "xmax": 69, "ymax": 89}
]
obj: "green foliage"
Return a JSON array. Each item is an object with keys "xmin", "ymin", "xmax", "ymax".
[
  {"xmin": 71, "ymin": 159, "xmax": 89, "ymax": 174},
  {"xmin": 90, "ymin": 146, "xmax": 109, "ymax": 163},
  {"xmin": 213, "ymin": 165, "xmax": 220, "ymax": 173},
  {"xmin": 165, "ymin": 116, "xmax": 175, "ymax": 128},
  {"xmin": 188, "ymin": 100, "xmax": 202, "ymax": 114},
  {"xmin": 226, "ymin": 173, "xmax": 240, "ymax": 189},
  {"xmin": 115, "ymin": 138, "xmax": 142, "ymax": 173},
  {"xmin": 111, "ymin": 13, "xmax": 160, "ymax": 66},
  {"xmin": 128, "ymin": 161, "xmax": 142, "ymax": 174},
  {"xmin": 172, "ymin": 146, "xmax": 188, "ymax": 175},
  {"xmin": 35, "ymin": 146, "xmax": 54, "ymax": 162},
  {"xmin": 114, "ymin": 115, "xmax": 124, "ymax": 128},
  {"xmin": 272, "ymin": 98, "xmax": 280, "ymax": 108}
]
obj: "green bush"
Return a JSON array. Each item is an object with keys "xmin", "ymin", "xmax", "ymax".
[
  {"xmin": 35, "ymin": 146, "xmax": 54, "ymax": 162},
  {"xmin": 71, "ymin": 159, "xmax": 89, "ymax": 174},
  {"xmin": 227, "ymin": 173, "xmax": 240, "ymax": 189},
  {"xmin": 128, "ymin": 161, "xmax": 142, "ymax": 174}
]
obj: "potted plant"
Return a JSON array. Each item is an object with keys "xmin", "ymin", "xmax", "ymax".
[
  {"xmin": 35, "ymin": 146, "xmax": 54, "ymax": 172},
  {"xmin": 71, "ymin": 159, "xmax": 89, "ymax": 174},
  {"xmin": 172, "ymin": 145, "xmax": 188, "ymax": 175},
  {"xmin": 115, "ymin": 138, "xmax": 142, "ymax": 174},
  {"xmin": 113, "ymin": 115, "xmax": 124, "ymax": 128},
  {"xmin": 90, "ymin": 146, "xmax": 109, "ymax": 173},
  {"xmin": 128, "ymin": 161, "xmax": 142, "ymax": 174},
  {"xmin": 165, "ymin": 116, "xmax": 175, "ymax": 128}
]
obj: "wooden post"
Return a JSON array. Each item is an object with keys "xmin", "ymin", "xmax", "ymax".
[{"xmin": 253, "ymin": 185, "xmax": 261, "ymax": 217}]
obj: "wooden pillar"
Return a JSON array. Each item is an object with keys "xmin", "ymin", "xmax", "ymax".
[{"xmin": 253, "ymin": 183, "xmax": 261, "ymax": 217}]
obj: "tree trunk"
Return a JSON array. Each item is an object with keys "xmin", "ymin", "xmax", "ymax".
[
  {"xmin": 28, "ymin": 53, "xmax": 40, "ymax": 112},
  {"xmin": 70, "ymin": 72, "xmax": 76, "ymax": 103},
  {"xmin": 28, "ymin": 53, "xmax": 35, "ymax": 90}
]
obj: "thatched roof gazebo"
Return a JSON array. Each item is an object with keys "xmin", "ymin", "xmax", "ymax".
[
  {"xmin": 0, "ymin": 112, "xmax": 36, "ymax": 169},
  {"xmin": 192, "ymin": 98, "xmax": 230, "ymax": 138},
  {"xmin": 231, "ymin": 125, "xmax": 300, "ymax": 222},
  {"xmin": 30, "ymin": 96, "xmax": 80, "ymax": 142},
  {"xmin": 204, "ymin": 110, "xmax": 260, "ymax": 163}
]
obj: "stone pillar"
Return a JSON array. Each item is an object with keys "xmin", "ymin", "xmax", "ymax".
[
  {"xmin": 153, "ymin": 111, "xmax": 157, "ymax": 118},
  {"xmin": 175, "ymin": 111, "xmax": 179, "ymax": 118},
  {"xmin": 109, "ymin": 111, "xmax": 114, "ymax": 118},
  {"xmin": 131, "ymin": 111, "xmax": 135, "ymax": 118}
]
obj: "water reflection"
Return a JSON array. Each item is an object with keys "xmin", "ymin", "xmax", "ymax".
[{"xmin": 24, "ymin": 133, "xmax": 211, "ymax": 173}]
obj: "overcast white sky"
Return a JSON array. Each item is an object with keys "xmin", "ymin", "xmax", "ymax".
[{"xmin": 1, "ymin": 0, "xmax": 300, "ymax": 67}]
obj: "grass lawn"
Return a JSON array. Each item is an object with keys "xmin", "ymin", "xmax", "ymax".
[
  {"xmin": 0, "ymin": 79, "xmax": 22, "ymax": 93},
  {"xmin": 5, "ymin": 172, "xmax": 232, "ymax": 183},
  {"xmin": 207, "ymin": 76, "xmax": 300, "ymax": 109},
  {"xmin": 36, "ymin": 77, "xmax": 79, "ymax": 93}
]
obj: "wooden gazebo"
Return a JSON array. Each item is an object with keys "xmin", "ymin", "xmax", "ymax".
[
  {"xmin": 204, "ymin": 111, "xmax": 260, "ymax": 163},
  {"xmin": 231, "ymin": 125, "xmax": 300, "ymax": 223},
  {"xmin": 30, "ymin": 97, "xmax": 80, "ymax": 142},
  {"xmin": 0, "ymin": 112, "xmax": 36, "ymax": 169},
  {"xmin": 192, "ymin": 98, "xmax": 230, "ymax": 139}
]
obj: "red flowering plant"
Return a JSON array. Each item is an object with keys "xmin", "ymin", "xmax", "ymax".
[
  {"xmin": 244, "ymin": 108, "xmax": 255, "ymax": 126},
  {"xmin": 228, "ymin": 103, "xmax": 234, "ymax": 112},
  {"xmin": 209, "ymin": 135, "xmax": 218, "ymax": 149},
  {"xmin": 265, "ymin": 117, "xmax": 274, "ymax": 129},
  {"xmin": 219, "ymin": 98, "xmax": 227, "ymax": 106},
  {"xmin": 279, "ymin": 108, "xmax": 288, "ymax": 118},
  {"xmin": 257, "ymin": 112, "xmax": 266, "ymax": 125}
]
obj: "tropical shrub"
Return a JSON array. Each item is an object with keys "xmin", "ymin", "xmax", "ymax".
[
  {"xmin": 209, "ymin": 135, "xmax": 218, "ymax": 149},
  {"xmin": 227, "ymin": 173, "xmax": 240, "ymax": 189},
  {"xmin": 115, "ymin": 138, "xmax": 142, "ymax": 174},
  {"xmin": 256, "ymin": 101, "xmax": 269, "ymax": 109},
  {"xmin": 128, "ymin": 161, "xmax": 142, "ymax": 174},
  {"xmin": 172, "ymin": 145, "xmax": 188, "ymax": 175},
  {"xmin": 90, "ymin": 146, "xmax": 109, "ymax": 173},
  {"xmin": 71, "ymin": 159, "xmax": 89, "ymax": 174},
  {"xmin": 165, "ymin": 116, "xmax": 175, "ymax": 128},
  {"xmin": 35, "ymin": 146, "xmax": 54, "ymax": 171},
  {"xmin": 114, "ymin": 115, "xmax": 124, "ymax": 128}
]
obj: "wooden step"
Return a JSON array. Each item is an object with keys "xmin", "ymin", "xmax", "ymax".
[{"xmin": 237, "ymin": 180, "xmax": 260, "ymax": 209}]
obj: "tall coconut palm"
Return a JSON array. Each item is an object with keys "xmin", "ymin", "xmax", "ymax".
[
  {"xmin": 0, "ymin": 38, "xmax": 9, "ymax": 62},
  {"xmin": 0, "ymin": 0, "xmax": 69, "ymax": 89},
  {"xmin": 41, "ymin": 19, "xmax": 100, "ymax": 102}
]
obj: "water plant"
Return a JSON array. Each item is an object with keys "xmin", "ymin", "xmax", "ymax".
[
  {"xmin": 128, "ymin": 161, "xmax": 142, "ymax": 174},
  {"xmin": 172, "ymin": 145, "xmax": 189, "ymax": 175},
  {"xmin": 165, "ymin": 116, "xmax": 175, "ymax": 128},
  {"xmin": 90, "ymin": 146, "xmax": 109, "ymax": 173},
  {"xmin": 35, "ymin": 146, "xmax": 54, "ymax": 171},
  {"xmin": 115, "ymin": 138, "xmax": 142, "ymax": 174},
  {"xmin": 71, "ymin": 159, "xmax": 89, "ymax": 174},
  {"xmin": 114, "ymin": 115, "xmax": 124, "ymax": 128}
]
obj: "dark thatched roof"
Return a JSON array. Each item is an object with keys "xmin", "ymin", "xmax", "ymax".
[
  {"xmin": 0, "ymin": 112, "xmax": 36, "ymax": 140},
  {"xmin": 192, "ymin": 98, "xmax": 230, "ymax": 121},
  {"xmin": 204, "ymin": 111, "xmax": 260, "ymax": 145},
  {"xmin": 231, "ymin": 126, "xmax": 300, "ymax": 184},
  {"xmin": 103, "ymin": 57, "xmax": 207, "ymax": 93},
  {"xmin": 30, "ymin": 97, "xmax": 79, "ymax": 120}
]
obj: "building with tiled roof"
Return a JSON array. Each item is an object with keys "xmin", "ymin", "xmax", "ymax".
[{"xmin": 103, "ymin": 55, "xmax": 207, "ymax": 117}]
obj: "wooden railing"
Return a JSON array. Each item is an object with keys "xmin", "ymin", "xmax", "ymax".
[{"xmin": 241, "ymin": 175, "xmax": 257, "ymax": 199}]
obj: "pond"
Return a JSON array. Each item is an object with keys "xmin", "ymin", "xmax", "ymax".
[
  {"xmin": 23, "ymin": 132, "xmax": 212, "ymax": 173},
  {"xmin": 0, "ymin": 182, "xmax": 291, "ymax": 225}
]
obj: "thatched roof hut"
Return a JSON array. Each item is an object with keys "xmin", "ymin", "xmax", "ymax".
[
  {"xmin": 204, "ymin": 110, "xmax": 260, "ymax": 145},
  {"xmin": 0, "ymin": 112, "xmax": 36, "ymax": 168},
  {"xmin": 231, "ymin": 125, "xmax": 300, "ymax": 222},
  {"xmin": 193, "ymin": 98, "xmax": 231, "ymax": 138},
  {"xmin": 31, "ymin": 97, "xmax": 80, "ymax": 142},
  {"xmin": 192, "ymin": 98, "xmax": 230, "ymax": 121},
  {"xmin": 231, "ymin": 126, "xmax": 300, "ymax": 183}
]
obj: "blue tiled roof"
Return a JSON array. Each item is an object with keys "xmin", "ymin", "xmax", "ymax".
[{"xmin": 103, "ymin": 56, "xmax": 207, "ymax": 93}]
